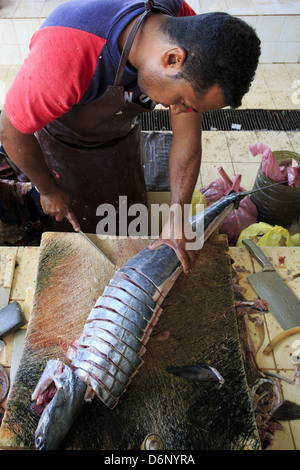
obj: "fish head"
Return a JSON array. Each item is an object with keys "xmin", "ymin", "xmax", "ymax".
[
  {"xmin": 32, "ymin": 359, "xmax": 87, "ymax": 450},
  {"xmin": 34, "ymin": 383, "xmax": 69, "ymax": 450}
]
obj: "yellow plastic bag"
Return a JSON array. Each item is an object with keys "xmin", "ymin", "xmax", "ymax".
[
  {"xmin": 189, "ymin": 190, "xmax": 207, "ymax": 217},
  {"xmin": 236, "ymin": 222, "xmax": 300, "ymax": 247}
]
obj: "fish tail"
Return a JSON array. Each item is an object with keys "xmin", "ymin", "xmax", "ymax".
[{"xmin": 269, "ymin": 400, "xmax": 300, "ymax": 422}]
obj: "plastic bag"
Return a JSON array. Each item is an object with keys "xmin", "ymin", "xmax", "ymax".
[
  {"xmin": 249, "ymin": 143, "xmax": 300, "ymax": 188},
  {"xmin": 189, "ymin": 190, "xmax": 207, "ymax": 217},
  {"xmin": 200, "ymin": 167, "xmax": 258, "ymax": 245},
  {"xmin": 236, "ymin": 222, "xmax": 300, "ymax": 247}
]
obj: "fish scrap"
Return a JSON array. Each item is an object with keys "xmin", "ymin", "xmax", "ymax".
[
  {"xmin": 251, "ymin": 377, "xmax": 300, "ymax": 449},
  {"xmin": 166, "ymin": 363, "xmax": 224, "ymax": 384}
]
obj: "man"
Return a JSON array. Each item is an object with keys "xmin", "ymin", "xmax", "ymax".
[{"xmin": 0, "ymin": 0, "xmax": 260, "ymax": 273}]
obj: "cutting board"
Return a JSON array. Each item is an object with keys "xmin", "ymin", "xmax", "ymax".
[{"xmin": 0, "ymin": 232, "xmax": 259, "ymax": 450}]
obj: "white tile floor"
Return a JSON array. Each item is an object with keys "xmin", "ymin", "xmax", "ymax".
[{"xmin": 197, "ymin": 63, "xmax": 300, "ymax": 190}]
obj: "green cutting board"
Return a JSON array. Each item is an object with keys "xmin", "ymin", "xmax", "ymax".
[{"xmin": 0, "ymin": 232, "xmax": 259, "ymax": 450}]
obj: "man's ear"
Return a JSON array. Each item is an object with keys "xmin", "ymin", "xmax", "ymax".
[{"xmin": 161, "ymin": 47, "xmax": 186, "ymax": 72}]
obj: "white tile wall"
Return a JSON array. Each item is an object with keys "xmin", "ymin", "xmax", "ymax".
[
  {"xmin": 14, "ymin": 1, "xmax": 45, "ymax": 18},
  {"xmin": 0, "ymin": 1, "xmax": 19, "ymax": 18},
  {"xmin": 0, "ymin": 0, "xmax": 299, "ymax": 64},
  {"xmin": 223, "ymin": 0, "xmax": 259, "ymax": 15},
  {"xmin": 191, "ymin": 0, "xmax": 300, "ymax": 63}
]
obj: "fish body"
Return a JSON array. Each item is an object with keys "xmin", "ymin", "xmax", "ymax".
[{"xmin": 32, "ymin": 185, "xmax": 278, "ymax": 449}]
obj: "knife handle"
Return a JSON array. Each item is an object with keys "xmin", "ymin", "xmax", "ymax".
[{"xmin": 242, "ymin": 239, "xmax": 274, "ymax": 272}]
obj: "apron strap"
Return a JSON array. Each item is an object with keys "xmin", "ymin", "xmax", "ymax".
[{"xmin": 114, "ymin": 1, "xmax": 154, "ymax": 86}]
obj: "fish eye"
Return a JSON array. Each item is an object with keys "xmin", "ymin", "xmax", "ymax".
[{"xmin": 35, "ymin": 434, "xmax": 45, "ymax": 449}]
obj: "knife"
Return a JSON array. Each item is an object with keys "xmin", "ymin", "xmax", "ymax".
[
  {"xmin": 242, "ymin": 239, "xmax": 300, "ymax": 330},
  {"xmin": 79, "ymin": 230, "xmax": 114, "ymax": 266}
]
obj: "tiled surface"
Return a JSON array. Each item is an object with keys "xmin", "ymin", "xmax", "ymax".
[
  {"xmin": 189, "ymin": 0, "xmax": 300, "ymax": 63},
  {"xmin": 2, "ymin": 0, "xmax": 299, "ymax": 17},
  {"xmin": 197, "ymin": 128, "xmax": 299, "ymax": 190},
  {"xmin": 188, "ymin": 0, "xmax": 300, "ymax": 14},
  {"xmin": 231, "ymin": 247, "xmax": 300, "ymax": 451}
]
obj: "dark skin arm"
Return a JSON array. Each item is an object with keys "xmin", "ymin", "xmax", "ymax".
[
  {"xmin": 0, "ymin": 109, "xmax": 80, "ymax": 231},
  {"xmin": 149, "ymin": 109, "xmax": 203, "ymax": 273}
]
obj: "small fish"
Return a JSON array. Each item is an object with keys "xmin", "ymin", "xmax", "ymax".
[
  {"xmin": 235, "ymin": 299, "xmax": 269, "ymax": 315},
  {"xmin": 166, "ymin": 363, "xmax": 224, "ymax": 384}
]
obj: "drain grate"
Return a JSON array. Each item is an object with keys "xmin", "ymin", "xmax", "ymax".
[{"xmin": 140, "ymin": 109, "xmax": 300, "ymax": 132}]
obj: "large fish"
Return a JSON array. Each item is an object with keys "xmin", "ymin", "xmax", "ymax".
[{"xmin": 31, "ymin": 183, "xmax": 284, "ymax": 449}]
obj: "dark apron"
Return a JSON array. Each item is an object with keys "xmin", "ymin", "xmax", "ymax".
[{"xmin": 35, "ymin": 1, "xmax": 154, "ymax": 234}]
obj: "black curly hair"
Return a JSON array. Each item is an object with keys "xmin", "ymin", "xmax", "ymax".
[{"xmin": 160, "ymin": 12, "xmax": 261, "ymax": 108}]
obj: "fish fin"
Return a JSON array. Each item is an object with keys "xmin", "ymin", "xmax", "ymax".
[
  {"xmin": 270, "ymin": 400, "xmax": 300, "ymax": 422},
  {"xmin": 31, "ymin": 402, "xmax": 47, "ymax": 417}
]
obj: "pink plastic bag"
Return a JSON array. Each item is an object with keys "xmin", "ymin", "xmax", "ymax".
[
  {"xmin": 200, "ymin": 167, "xmax": 258, "ymax": 245},
  {"xmin": 249, "ymin": 143, "xmax": 300, "ymax": 188},
  {"xmin": 288, "ymin": 160, "xmax": 300, "ymax": 188}
]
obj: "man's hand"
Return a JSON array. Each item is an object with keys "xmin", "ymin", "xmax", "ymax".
[
  {"xmin": 148, "ymin": 205, "xmax": 200, "ymax": 274},
  {"xmin": 40, "ymin": 186, "xmax": 80, "ymax": 232},
  {"xmin": 0, "ymin": 109, "xmax": 80, "ymax": 232}
]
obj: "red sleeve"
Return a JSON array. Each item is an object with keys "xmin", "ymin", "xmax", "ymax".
[
  {"xmin": 178, "ymin": 1, "xmax": 196, "ymax": 16},
  {"xmin": 4, "ymin": 27, "xmax": 106, "ymax": 134}
]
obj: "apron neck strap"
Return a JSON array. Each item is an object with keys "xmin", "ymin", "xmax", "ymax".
[{"xmin": 114, "ymin": 1, "xmax": 154, "ymax": 86}]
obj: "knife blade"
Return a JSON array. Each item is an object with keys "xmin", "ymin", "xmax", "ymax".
[
  {"xmin": 79, "ymin": 230, "xmax": 114, "ymax": 266},
  {"xmin": 242, "ymin": 239, "xmax": 300, "ymax": 330}
]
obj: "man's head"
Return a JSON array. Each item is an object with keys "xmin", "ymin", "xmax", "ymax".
[{"xmin": 159, "ymin": 12, "xmax": 261, "ymax": 109}]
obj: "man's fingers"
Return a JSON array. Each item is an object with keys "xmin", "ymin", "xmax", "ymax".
[
  {"xmin": 186, "ymin": 249, "xmax": 199, "ymax": 271},
  {"xmin": 149, "ymin": 239, "xmax": 164, "ymax": 250},
  {"xmin": 175, "ymin": 247, "xmax": 190, "ymax": 274},
  {"xmin": 65, "ymin": 211, "xmax": 80, "ymax": 232}
]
